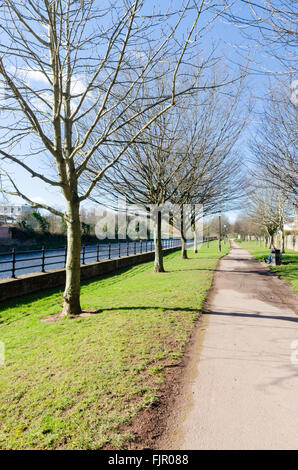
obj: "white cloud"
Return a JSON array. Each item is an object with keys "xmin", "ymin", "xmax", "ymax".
[{"xmin": 30, "ymin": 196, "xmax": 48, "ymax": 205}]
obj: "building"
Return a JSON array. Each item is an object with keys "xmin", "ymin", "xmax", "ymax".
[
  {"xmin": 284, "ymin": 205, "xmax": 298, "ymax": 233},
  {"xmin": 0, "ymin": 203, "xmax": 32, "ymax": 222}
]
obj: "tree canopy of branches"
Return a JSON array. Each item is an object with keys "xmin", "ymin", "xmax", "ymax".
[
  {"xmin": 89, "ymin": 73, "xmax": 247, "ymax": 267},
  {"xmin": 0, "ymin": 0, "xmax": 217, "ymax": 315},
  {"xmin": 223, "ymin": 0, "xmax": 297, "ymax": 71},
  {"xmin": 89, "ymin": 98, "xmax": 197, "ymax": 272},
  {"xmin": 250, "ymin": 84, "xmax": 298, "ymax": 206},
  {"xmin": 248, "ymin": 182, "xmax": 291, "ymax": 249},
  {"xmin": 167, "ymin": 78, "xmax": 247, "ymax": 258}
]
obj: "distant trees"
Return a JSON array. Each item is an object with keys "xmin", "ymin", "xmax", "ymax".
[
  {"xmin": 18, "ymin": 211, "xmax": 49, "ymax": 235},
  {"xmin": 207, "ymin": 214, "xmax": 231, "ymax": 238},
  {"xmin": 247, "ymin": 183, "xmax": 291, "ymax": 250},
  {"xmin": 31, "ymin": 211, "xmax": 50, "ymax": 234},
  {"xmin": 167, "ymin": 80, "xmax": 247, "ymax": 258}
]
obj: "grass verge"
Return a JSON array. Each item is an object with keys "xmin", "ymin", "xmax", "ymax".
[
  {"xmin": 236, "ymin": 240, "xmax": 298, "ymax": 292},
  {"xmin": 0, "ymin": 241, "xmax": 228, "ymax": 449}
]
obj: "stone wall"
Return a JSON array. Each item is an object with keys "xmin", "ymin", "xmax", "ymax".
[
  {"xmin": 285, "ymin": 234, "xmax": 297, "ymax": 252},
  {"xmin": 0, "ymin": 246, "xmax": 180, "ymax": 303},
  {"xmin": 273, "ymin": 233, "xmax": 297, "ymax": 252}
]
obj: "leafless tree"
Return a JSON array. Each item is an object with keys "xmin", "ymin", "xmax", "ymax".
[
  {"xmin": 232, "ymin": 214, "xmax": 268, "ymax": 243},
  {"xmin": 90, "ymin": 72, "xmax": 248, "ymax": 265},
  {"xmin": 250, "ymin": 85, "xmax": 298, "ymax": 207},
  {"xmin": 248, "ymin": 182, "xmax": 290, "ymax": 249},
  {"xmin": 0, "ymin": 0, "xmax": 219, "ymax": 315},
  {"xmin": 168, "ymin": 78, "xmax": 248, "ymax": 258},
  {"xmin": 236, "ymin": 0, "xmax": 297, "ymax": 47},
  {"xmin": 88, "ymin": 98, "xmax": 198, "ymax": 272},
  {"xmin": 223, "ymin": 0, "xmax": 297, "ymax": 71}
]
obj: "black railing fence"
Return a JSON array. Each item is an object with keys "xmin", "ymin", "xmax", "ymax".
[{"xmin": 0, "ymin": 238, "xmax": 184, "ymax": 280}]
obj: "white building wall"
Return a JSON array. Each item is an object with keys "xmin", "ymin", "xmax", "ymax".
[{"xmin": 0, "ymin": 204, "xmax": 31, "ymax": 218}]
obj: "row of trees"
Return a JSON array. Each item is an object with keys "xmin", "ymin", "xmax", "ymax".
[
  {"xmin": 89, "ymin": 77, "xmax": 246, "ymax": 269},
  {"xmin": 1, "ymin": 1, "xmax": 295, "ymax": 315},
  {"xmin": 230, "ymin": 0, "xmax": 298, "ymax": 248},
  {"xmin": 232, "ymin": 184, "xmax": 296, "ymax": 252},
  {"xmin": 0, "ymin": 1, "xmax": 248, "ymax": 315}
]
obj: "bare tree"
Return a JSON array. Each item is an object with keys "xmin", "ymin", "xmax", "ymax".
[
  {"xmin": 223, "ymin": 0, "xmax": 297, "ymax": 71},
  {"xmin": 248, "ymin": 183, "xmax": 289, "ymax": 248},
  {"xmin": 89, "ymin": 70, "xmax": 247, "ymax": 268},
  {"xmin": 168, "ymin": 78, "xmax": 248, "ymax": 258},
  {"xmin": 0, "ymin": 0, "xmax": 213, "ymax": 315},
  {"xmin": 250, "ymin": 85, "xmax": 298, "ymax": 206},
  {"xmin": 237, "ymin": 0, "xmax": 297, "ymax": 47},
  {"xmin": 88, "ymin": 99, "xmax": 197, "ymax": 272}
]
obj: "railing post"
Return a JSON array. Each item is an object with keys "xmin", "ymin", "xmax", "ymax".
[
  {"xmin": 41, "ymin": 246, "xmax": 45, "ymax": 273},
  {"xmin": 118, "ymin": 242, "xmax": 121, "ymax": 258},
  {"xmin": 127, "ymin": 241, "xmax": 129, "ymax": 256},
  {"xmin": 11, "ymin": 248, "xmax": 16, "ymax": 278},
  {"xmin": 96, "ymin": 243, "xmax": 100, "ymax": 262},
  {"xmin": 108, "ymin": 243, "xmax": 111, "ymax": 259},
  {"xmin": 82, "ymin": 244, "xmax": 86, "ymax": 264}
]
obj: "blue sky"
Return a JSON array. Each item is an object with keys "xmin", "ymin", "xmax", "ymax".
[{"xmin": 0, "ymin": 1, "xmax": 293, "ymax": 223}]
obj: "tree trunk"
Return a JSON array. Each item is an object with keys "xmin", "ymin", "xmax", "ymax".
[
  {"xmin": 154, "ymin": 210, "xmax": 165, "ymax": 273},
  {"xmin": 181, "ymin": 235, "xmax": 188, "ymax": 259},
  {"xmin": 62, "ymin": 201, "xmax": 82, "ymax": 315},
  {"xmin": 193, "ymin": 229, "xmax": 198, "ymax": 253},
  {"xmin": 281, "ymin": 229, "xmax": 285, "ymax": 253},
  {"xmin": 180, "ymin": 207, "xmax": 188, "ymax": 259}
]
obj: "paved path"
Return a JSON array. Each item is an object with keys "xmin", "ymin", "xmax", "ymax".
[{"xmin": 162, "ymin": 241, "xmax": 298, "ymax": 450}]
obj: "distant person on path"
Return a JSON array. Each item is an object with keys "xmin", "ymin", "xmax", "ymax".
[
  {"xmin": 264, "ymin": 245, "xmax": 275, "ymax": 264},
  {"xmin": 268, "ymin": 245, "xmax": 276, "ymax": 264}
]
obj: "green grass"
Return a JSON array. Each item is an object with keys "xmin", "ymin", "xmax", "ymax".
[
  {"xmin": 0, "ymin": 241, "xmax": 228, "ymax": 450},
  {"xmin": 237, "ymin": 240, "xmax": 298, "ymax": 292}
]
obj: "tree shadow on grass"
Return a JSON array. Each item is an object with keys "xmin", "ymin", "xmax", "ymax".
[
  {"xmin": 0, "ymin": 263, "xmax": 152, "ymax": 312},
  {"xmin": 89, "ymin": 306, "xmax": 298, "ymax": 324}
]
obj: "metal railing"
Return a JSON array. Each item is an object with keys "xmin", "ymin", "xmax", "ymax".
[{"xmin": 0, "ymin": 238, "xmax": 182, "ymax": 279}]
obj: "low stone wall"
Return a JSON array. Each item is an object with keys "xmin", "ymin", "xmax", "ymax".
[
  {"xmin": 0, "ymin": 246, "xmax": 180, "ymax": 303},
  {"xmin": 273, "ymin": 233, "xmax": 298, "ymax": 252},
  {"xmin": 285, "ymin": 234, "xmax": 297, "ymax": 252}
]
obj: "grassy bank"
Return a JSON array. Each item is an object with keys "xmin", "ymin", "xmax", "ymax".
[
  {"xmin": 237, "ymin": 240, "xmax": 298, "ymax": 292},
  {"xmin": 0, "ymin": 241, "xmax": 228, "ymax": 450}
]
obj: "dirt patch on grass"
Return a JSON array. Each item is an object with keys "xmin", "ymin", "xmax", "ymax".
[{"xmin": 41, "ymin": 308, "xmax": 101, "ymax": 322}]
